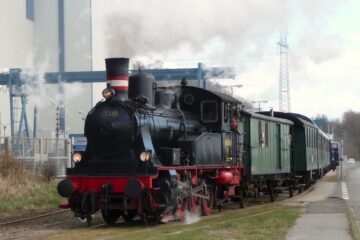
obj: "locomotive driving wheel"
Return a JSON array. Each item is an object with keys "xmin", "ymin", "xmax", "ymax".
[
  {"xmin": 189, "ymin": 194, "xmax": 201, "ymax": 215},
  {"xmin": 175, "ymin": 172, "xmax": 202, "ymax": 220},
  {"xmin": 175, "ymin": 173, "xmax": 216, "ymax": 220},
  {"xmin": 197, "ymin": 181, "xmax": 214, "ymax": 216},
  {"xmin": 176, "ymin": 191, "xmax": 201, "ymax": 220},
  {"xmin": 201, "ymin": 186, "xmax": 214, "ymax": 216}
]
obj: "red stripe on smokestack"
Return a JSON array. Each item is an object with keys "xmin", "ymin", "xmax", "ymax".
[
  {"xmin": 107, "ymin": 75, "xmax": 129, "ymax": 91},
  {"xmin": 107, "ymin": 75, "xmax": 129, "ymax": 81},
  {"xmin": 105, "ymin": 58, "xmax": 129, "ymax": 101},
  {"xmin": 112, "ymin": 86, "xmax": 129, "ymax": 91}
]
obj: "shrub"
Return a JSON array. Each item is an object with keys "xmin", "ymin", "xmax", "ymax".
[{"xmin": 40, "ymin": 161, "xmax": 57, "ymax": 182}]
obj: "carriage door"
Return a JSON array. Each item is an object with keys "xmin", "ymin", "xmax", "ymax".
[{"xmin": 276, "ymin": 124, "xmax": 282, "ymax": 169}]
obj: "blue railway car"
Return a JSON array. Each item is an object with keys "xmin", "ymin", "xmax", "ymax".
[{"xmin": 330, "ymin": 142, "xmax": 340, "ymax": 170}]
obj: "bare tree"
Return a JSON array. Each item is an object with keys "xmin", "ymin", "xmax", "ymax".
[{"xmin": 341, "ymin": 111, "xmax": 360, "ymax": 159}]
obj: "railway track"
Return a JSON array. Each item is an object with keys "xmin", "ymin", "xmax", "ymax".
[
  {"xmin": 0, "ymin": 209, "xmax": 70, "ymax": 227},
  {"xmin": 0, "ymin": 209, "xmax": 78, "ymax": 240},
  {"xmin": 0, "ymin": 185, "xmax": 314, "ymax": 240}
]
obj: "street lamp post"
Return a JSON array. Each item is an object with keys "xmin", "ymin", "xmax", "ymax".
[{"xmin": 251, "ymin": 100, "xmax": 268, "ymax": 112}]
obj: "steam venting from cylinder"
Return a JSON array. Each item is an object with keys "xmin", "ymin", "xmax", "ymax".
[{"xmin": 105, "ymin": 58, "xmax": 129, "ymax": 101}]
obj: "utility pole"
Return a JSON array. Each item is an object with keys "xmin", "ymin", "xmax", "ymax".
[
  {"xmin": 251, "ymin": 100, "xmax": 268, "ymax": 112},
  {"xmin": 278, "ymin": 27, "xmax": 291, "ymax": 112}
]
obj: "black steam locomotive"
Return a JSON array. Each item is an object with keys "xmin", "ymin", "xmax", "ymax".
[{"xmin": 58, "ymin": 58, "xmax": 243, "ymax": 224}]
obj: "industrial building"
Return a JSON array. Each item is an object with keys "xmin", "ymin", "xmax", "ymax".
[{"xmin": 0, "ymin": 0, "xmax": 92, "ymax": 138}]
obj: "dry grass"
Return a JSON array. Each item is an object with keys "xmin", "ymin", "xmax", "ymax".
[
  {"xmin": 0, "ymin": 152, "xmax": 40, "ymax": 198},
  {"xmin": 0, "ymin": 152, "xmax": 64, "ymax": 213}
]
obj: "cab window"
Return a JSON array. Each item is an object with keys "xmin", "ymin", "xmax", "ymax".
[{"xmin": 201, "ymin": 101, "xmax": 218, "ymax": 122}]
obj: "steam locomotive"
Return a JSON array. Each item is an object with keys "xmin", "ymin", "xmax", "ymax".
[{"xmin": 57, "ymin": 58, "xmax": 331, "ymax": 225}]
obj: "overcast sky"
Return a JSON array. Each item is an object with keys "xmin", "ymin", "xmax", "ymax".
[
  {"xmin": 1, "ymin": 0, "xmax": 358, "ymax": 126},
  {"xmin": 91, "ymin": 0, "xmax": 360, "ymax": 120}
]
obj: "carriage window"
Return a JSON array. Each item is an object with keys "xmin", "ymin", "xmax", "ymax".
[
  {"xmin": 313, "ymin": 130, "xmax": 316, "ymax": 148},
  {"xmin": 257, "ymin": 121, "xmax": 267, "ymax": 147},
  {"xmin": 201, "ymin": 101, "xmax": 218, "ymax": 122},
  {"xmin": 306, "ymin": 128, "xmax": 309, "ymax": 147},
  {"xmin": 224, "ymin": 103, "xmax": 229, "ymax": 121}
]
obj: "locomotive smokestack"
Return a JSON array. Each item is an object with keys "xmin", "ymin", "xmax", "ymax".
[{"xmin": 105, "ymin": 58, "xmax": 129, "ymax": 101}]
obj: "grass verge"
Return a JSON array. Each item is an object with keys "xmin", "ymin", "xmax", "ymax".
[
  {"xmin": 0, "ymin": 180, "xmax": 63, "ymax": 213},
  {"xmin": 0, "ymin": 153, "xmax": 63, "ymax": 215},
  {"xmin": 348, "ymin": 207, "xmax": 360, "ymax": 240},
  {"xmin": 43, "ymin": 203, "xmax": 302, "ymax": 240}
]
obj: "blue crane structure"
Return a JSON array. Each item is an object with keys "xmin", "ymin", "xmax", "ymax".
[{"xmin": 0, "ymin": 63, "xmax": 235, "ymax": 139}]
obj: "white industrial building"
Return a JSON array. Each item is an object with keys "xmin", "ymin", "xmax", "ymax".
[{"xmin": 0, "ymin": 0, "xmax": 93, "ymax": 138}]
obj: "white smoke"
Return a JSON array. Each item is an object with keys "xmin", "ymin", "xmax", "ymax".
[
  {"xmin": 184, "ymin": 210, "xmax": 201, "ymax": 225},
  {"xmin": 19, "ymin": 55, "xmax": 84, "ymax": 125},
  {"xmin": 102, "ymin": 0, "xmax": 289, "ymax": 64},
  {"xmin": 95, "ymin": 0, "xmax": 346, "ymax": 68},
  {"xmin": 20, "ymin": 59, "xmax": 50, "ymax": 109}
]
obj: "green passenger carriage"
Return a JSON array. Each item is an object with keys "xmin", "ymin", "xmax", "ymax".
[
  {"xmin": 258, "ymin": 112, "xmax": 331, "ymax": 185},
  {"xmin": 240, "ymin": 111, "xmax": 293, "ymax": 201}
]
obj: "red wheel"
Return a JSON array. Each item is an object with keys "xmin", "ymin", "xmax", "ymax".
[
  {"xmin": 175, "ymin": 172, "xmax": 202, "ymax": 221},
  {"xmin": 175, "ymin": 202, "xmax": 186, "ymax": 221},
  {"xmin": 201, "ymin": 188, "xmax": 214, "ymax": 216},
  {"xmin": 175, "ymin": 194, "xmax": 201, "ymax": 221},
  {"xmin": 189, "ymin": 195, "xmax": 201, "ymax": 215}
]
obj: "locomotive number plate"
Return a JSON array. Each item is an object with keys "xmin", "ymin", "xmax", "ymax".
[{"xmin": 102, "ymin": 110, "xmax": 119, "ymax": 118}]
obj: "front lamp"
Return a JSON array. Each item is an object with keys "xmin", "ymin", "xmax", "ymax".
[
  {"xmin": 140, "ymin": 151, "xmax": 152, "ymax": 162},
  {"xmin": 72, "ymin": 152, "xmax": 83, "ymax": 163},
  {"xmin": 102, "ymin": 87, "xmax": 115, "ymax": 100}
]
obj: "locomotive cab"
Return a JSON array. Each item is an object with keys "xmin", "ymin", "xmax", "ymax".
[{"xmin": 170, "ymin": 85, "xmax": 244, "ymax": 167}]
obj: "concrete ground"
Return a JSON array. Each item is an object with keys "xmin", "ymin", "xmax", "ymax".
[{"xmin": 285, "ymin": 171, "xmax": 353, "ymax": 240}]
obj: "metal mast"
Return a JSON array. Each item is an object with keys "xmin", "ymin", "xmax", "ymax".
[{"xmin": 278, "ymin": 28, "xmax": 291, "ymax": 112}]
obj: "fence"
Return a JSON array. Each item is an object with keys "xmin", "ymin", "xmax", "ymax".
[{"xmin": 0, "ymin": 137, "xmax": 70, "ymax": 177}]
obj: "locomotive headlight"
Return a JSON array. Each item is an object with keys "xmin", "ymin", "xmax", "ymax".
[
  {"xmin": 72, "ymin": 152, "xmax": 82, "ymax": 163},
  {"xmin": 102, "ymin": 87, "xmax": 115, "ymax": 100},
  {"xmin": 140, "ymin": 151, "xmax": 152, "ymax": 162}
]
